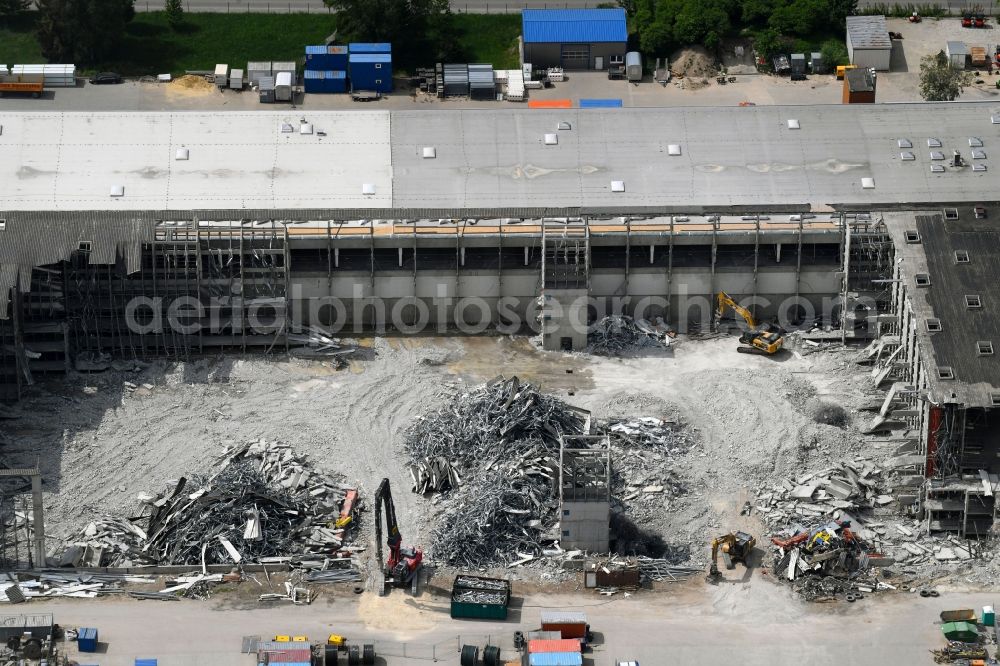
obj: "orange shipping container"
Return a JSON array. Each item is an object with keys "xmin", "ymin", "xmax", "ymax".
[{"xmin": 528, "ymin": 639, "xmax": 581, "ymax": 654}]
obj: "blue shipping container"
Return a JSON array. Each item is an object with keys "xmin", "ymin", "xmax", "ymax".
[
  {"xmin": 349, "ymin": 53, "xmax": 392, "ymax": 92},
  {"xmin": 135, "ymin": 660, "xmax": 158, "ymax": 666},
  {"xmin": 267, "ymin": 663, "xmax": 312, "ymax": 666},
  {"xmin": 78, "ymin": 627, "xmax": 98, "ymax": 653},
  {"xmin": 579, "ymin": 98, "xmax": 623, "ymax": 108},
  {"xmin": 349, "ymin": 42, "xmax": 391, "ymax": 54},
  {"xmin": 305, "ymin": 45, "xmax": 348, "ymax": 71},
  {"xmin": 304, "ymin": 70, "xmax": 347, "ymax": 94},
  {"xmin": 528, "ymin": 653, "xmax": 584, "ymax": 666}
]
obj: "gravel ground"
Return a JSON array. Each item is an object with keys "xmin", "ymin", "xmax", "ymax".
[{"xmin": 2, "ymin": 334, "xmax": 875, "ymax": 570}]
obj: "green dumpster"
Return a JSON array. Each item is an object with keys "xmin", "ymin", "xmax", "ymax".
[{"xmin": 942, "ymin": 621, "xmax": 979, "ymax": 642}]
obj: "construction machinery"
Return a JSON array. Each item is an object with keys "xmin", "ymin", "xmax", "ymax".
[
  {"xmin": 708, "ymin": 532, "xmax": 756, "ymax": 580},
  {"xmin": 715, "ymin": 292, "xmax": 785, "ymax": 355},
  {"xmin": 374, "ymin": 477, "xmax": 423, "ymax": 595}
]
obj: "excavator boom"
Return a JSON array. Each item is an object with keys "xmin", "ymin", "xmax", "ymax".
[{"xmin": 373, "ymin": 478, "xmax": 423, "ymax": 593}]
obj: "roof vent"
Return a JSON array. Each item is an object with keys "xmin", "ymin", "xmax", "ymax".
[
  {"xmin": 928, "ymin": 138, "xmax": 942, "ymax": 147},
  {"xmin": 991, "ymin": 392, "xmax": 1000, "ymax": 406},
  {"xmin": 944, "ymin": 207, "xmax": 959, "ymax": 220},
  {"xmin": 966, "ymin": 294, "xmax": 983, "ymax": 309},
  {"xmin": 930, "ymin": 151, "xmax": 945, "ymax": 160},
  {"xmin": 175, "ymin": 147, "xmax": 189, "ymax": 160},
  {"xmin": 926, "ymin": 318, "xmax": 942, "ymax": 332},
  {"xmin": 975, "ymin": 205, "xmax": 987, "ymax": 218},
  {"xmin": 915, "ymin": 273, "xmax": 931, "ymax": 287},
  {"xmin": 0, "ymin": 219, "xmax": 5, "ymax": 231},
  {"xmin": 955, "ymin": 250, "xmax": 970, "ymax": 263},
  {"xmin": 978, "ymin": 340, "xmax": 994, "ymax": 356},
  {"xmin": 898, "ymin": 138, "xmax": 912, "ymax": 149},
  {"xmin": 861, "ymin": 177, "xmax": 875, "ymax": 189},
  {"xmin": 362, "ymin": 183, "xmax": 376, "ymax": 195},
  {"xmin": 422, "ymin": 146, "xmax": 436, "ymax": 158},
  {"xmin": 667, "ymin": 144, "xmax": 682, "ymax": 156},
  {"xmin": 300, "ymin": 123, "xmax": 313, "ymax": 135},
  {"xmin": 900, "ymin": 151, "xmax": 915, "ymax": 161},
  {"xmin": 973, "ymin": 164, "xmax": 988, "ymax": 172},
  {"xmin": 905, "ymin": 230, "xmax": 921, "ymax": 243},
  {"xmin": 280, "ymin": 123, "xmax": 294, "ymax": 133},
  {"xmin": 557, "ymin": 121, "xmax": 571, "ymax": 130},
  {"xmin": 787, "ymin": 119, "xmax": 800, "ymax": 130},
  {"xmin": 938, "ymin": 366, "xmax": 955, "ymax": 380},
  {"xmin": 972, "ymin": 149, "xmax": 987, "ymax": 159},
  {"xmin": 110, "ymin": 185, "xmax": 125, "ymax": 197},
  {"xmin": 994, "ymin": 115, "xmax": 1000, "ymax": 124},
  {"xmin": 611, "ymin": 180, "xmax": 625, "ymax": 192},
  {"xmin": 970, "ymin": 137, "xmax": 984, "ymax": 147},
  {"xmin": 544, "ymin": 133, "xmax": 558, "ymax": 145},
  {"xmin": 930, "ymin": 164, "xmax": 945, "ymax": 173}
]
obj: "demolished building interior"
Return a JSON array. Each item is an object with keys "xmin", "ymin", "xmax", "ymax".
[{"xmin": 0, "ymin": 103, "xmax": 999, "ymax": 575}]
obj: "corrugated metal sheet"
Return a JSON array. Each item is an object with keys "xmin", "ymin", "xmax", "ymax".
[
  {"xmin": 528, "ymin": 652, "xmax": 583, "ymax": 666},
  {"xmin": 522, "ymin": 9, "xmax": 627, "ymax": 44},
  {"xmin": 846, "ymin": 15, "xmax": 891, "ymax": 50},
  {"xmin": 540, "ymin": 611, "xmax": 587, "ymax": 624}
]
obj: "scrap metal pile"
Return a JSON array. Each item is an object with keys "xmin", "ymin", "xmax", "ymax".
[
  {"xmin": 586, "ymin": 316, "xmax": 670, "ymax": 356},
  {"xmin": 405, "ymin": 377, "xmax": 694, "ymax": 568},
  {"xmin": 451, "ymin": 575, "xmax": 508, "ymax": 604},
  {"xmin": 60, "ymin": 440, "xmax": 360, "ymax": 568},
  {"xmin": 769, "ymin": 518, "xmax": 892, "ymax": 600}
]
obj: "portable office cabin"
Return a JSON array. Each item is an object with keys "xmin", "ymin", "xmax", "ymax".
[
  {"xmin": 305, "ymin": 45, "xmax": 348, "ymax": 70},
  {"xmin": 349, "ymin": 43, "xmax": 391, "ymax": 54},
  {"xmin": 349, "ymin": 53, "xmax": 392, "ymax": 92},
  {"xmin": 304, "ymin": 70, "xmax": 346, "ymax": 94},
  {"xmin": 247, "ymin": 61, "xmax": 271, "ymax": 87},
  {"xmin": 522, "ymin": 9, "xmax": 628, "ymax": 70},
  {"xmin": 846, "ymin": 15, "xmax": 891, "ymax": 71}
]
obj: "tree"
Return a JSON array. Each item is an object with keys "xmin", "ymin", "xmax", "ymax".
[
  {"xmin": 819, "ymin": 39, "xmax": 849, "ymax": 68},
  {"xmin": 920, "ymin": 50, "xmax": 972, "ymax": 101},
  {"xmin": 324, "ymin": 0, "xmax": 455, "ymax": 67},
  {"xmin": 0, "ymin": 0, "xmax": 29, "ymax": 22},
  {"xmin": 37, "ymin": 0, "xmax": 134, "ymax": 63},
  {"xmin": 165, "ymin": 0, "xmax": 183, "ymax": 29},
  {"xmin": 751, "ymin": 27, "xmax": 782, "ymax": 61},
  {"xmin": 768, "ymin": 0, "xmax": 826, "ymax": 36}
]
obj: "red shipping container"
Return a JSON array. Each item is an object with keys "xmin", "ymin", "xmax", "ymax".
[
  {"xmin": 260, "ymin": 649, "xmax": 312, "ymax": 663},
  {"xmin": 527, "ymin": 639, "xmax": 581, "ymax": 654}
]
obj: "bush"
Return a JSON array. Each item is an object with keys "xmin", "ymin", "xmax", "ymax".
[{"xmin": 819, "ymin": 39, "xmax": 849, "ymax": 67}]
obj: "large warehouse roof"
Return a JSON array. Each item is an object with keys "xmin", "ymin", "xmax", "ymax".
[
  {"xmin": 1, "ymin": 103, "xmax": 999, "ymax": 214},
  {"xmin": 522, "ymin": 8, "xmax": 628, "ymax": 44}
]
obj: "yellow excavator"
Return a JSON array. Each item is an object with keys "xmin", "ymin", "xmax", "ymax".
[
  {"xmin": 708, "ymin": 531, "xmax": 756, "ymax": 580},
  {"xmin": 715, "ymin": 292, "xmax": 785, "ymax": 356}
]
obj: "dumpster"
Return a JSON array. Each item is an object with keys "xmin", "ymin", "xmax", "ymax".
[{"xmin": 942, "ymin": 621, "xmax": 979, "ymax": 642}]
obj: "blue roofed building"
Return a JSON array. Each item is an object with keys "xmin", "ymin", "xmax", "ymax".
[{"xmin": 522, "ymin": 8, "xmax": 628, "ymax": 71}]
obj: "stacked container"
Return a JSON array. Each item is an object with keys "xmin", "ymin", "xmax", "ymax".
[
  {"xmin": 526, "ymin": 638, "xmax": 582, "ymax": 666},
  {"xmin": 348, "ymin": 42, "xmax": 391, "ymax": 55},
  {"xmin": 304, "ymin": 70, "xmax": 347, "ymax": 94},
  {"xmin": 305, "ymin": 45, "xmax": 347, "ymax": 70},
  {"xmin": 468, "ymin": 63, "xmax": 495, "ymax": 100},
  {"xmin": 12, "ymin": 64, "xmax": 75, "ymax": 87},
  {"xmin": 348, "ymin": 52, "xmax": 392, "ymax": 93},
  {"xmin": 304, "ymin": 45, "xmax": 348, "ymax": 94},
  {"xmin": 247, "ymin": 61, "xmax": 271, "ymax": 87}
]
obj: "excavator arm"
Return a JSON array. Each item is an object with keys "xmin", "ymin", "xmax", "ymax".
[
  {"xmin": 716, "ymin": 292, "xmax": 758, "ymax": 329},
  {"xmin": 374, "ymin": 478, "xmax": 402, "ymax": 571}
]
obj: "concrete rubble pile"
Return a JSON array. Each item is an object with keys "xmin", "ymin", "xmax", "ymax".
[
  {"xmin": 59, "ymin": 440, "xmax": 362, "ymax": 569},
  {"xmin": 586, "ymin": 315, "xmax": 671, "ymax": 355},
  {"xmin": 407, "ymin": 376, "xmax": 694, "ymax": 568},
  {"xmin": 755, "ymin": 457, "xmax": 892, "ymax": 525},
  {"xmin": 606, "ymin": 417, "xmax": 693, "ymax": 523},
  {"xmin": 0, "ymin": 571, "xmax": 157, "ymax": 602},
  {"xmin": 286, "ymin": 326, "xmax": 362, "ymax": 368}
]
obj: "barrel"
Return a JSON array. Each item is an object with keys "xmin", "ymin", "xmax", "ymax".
[{"xmin": 460, "ymin": 645, "xmax": 479, "ymax": 666}]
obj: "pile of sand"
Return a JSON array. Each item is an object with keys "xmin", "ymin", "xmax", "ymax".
[
  {"xmin": 166, "ymin": 74, "xmax": 217, "ymax": 96},
  {"xmin": 670, "ymin": 46, "xmax": 718, "ymax": 79}
]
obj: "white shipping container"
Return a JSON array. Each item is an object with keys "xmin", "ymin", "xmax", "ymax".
[
  {"xmin": 12, "ymin": 63, "xmax": 76, "ymax": 86},
  {"xmin": 247, "ymin": 61, "xmax": 271, "ymax": 87},
  {"xmin": 229, "ymin": 68, "xmax": 244, "ymax": 90}
]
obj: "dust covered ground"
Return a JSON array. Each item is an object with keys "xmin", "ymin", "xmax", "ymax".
[{"xmin": 1, "ymin": 334, "xmax": 877, "ymax": 573}]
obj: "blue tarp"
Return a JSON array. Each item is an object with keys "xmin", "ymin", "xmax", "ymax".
[{"xmin": 579, "ymin": 98, "xmax": 623, "ymax": 108}]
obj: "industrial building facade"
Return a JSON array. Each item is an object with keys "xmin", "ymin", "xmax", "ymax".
[
  {"xmin": 2, "ymin": 104, "xmax": 1000, "ymax": 542},
  {"xmin": 521, "ymin": 8, "xmax": 628, "ymax": 70}
]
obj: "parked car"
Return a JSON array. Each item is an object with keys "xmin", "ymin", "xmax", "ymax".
[{"xmin": 89, "ymin": 72, "xmax": 122, "ymax": 85}]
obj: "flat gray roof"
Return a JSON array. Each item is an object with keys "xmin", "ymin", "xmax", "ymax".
[
  {"xmin": 847, "ymin": 15, "xmax": 892, "ymax": 50},
  {"xmin": 2, "ymin": 103, "xmax": 999, "ymax": 214}
]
